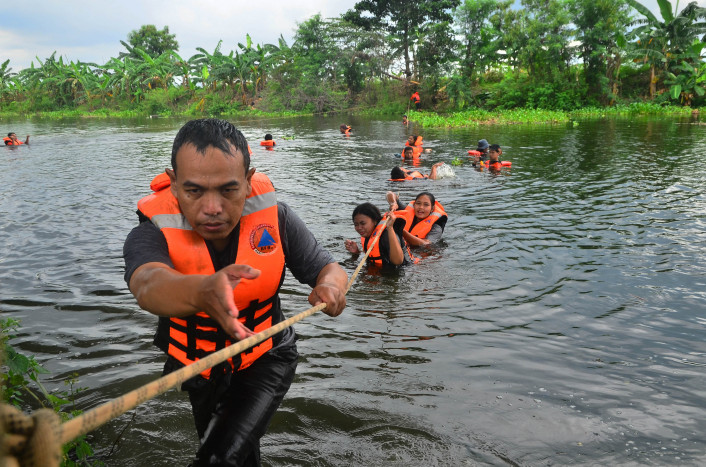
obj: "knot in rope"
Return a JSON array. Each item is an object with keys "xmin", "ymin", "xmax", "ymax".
[{"xmin": 1, "ymin": 404, "xmax": 62, "ymax": 467}]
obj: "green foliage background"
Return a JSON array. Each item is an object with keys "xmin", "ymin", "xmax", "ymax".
[{"xmin": 1, "ymin": 0, "xmax": 705, "ymax": 122}]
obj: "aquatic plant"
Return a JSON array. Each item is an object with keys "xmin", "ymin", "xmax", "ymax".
[{"xmin": 1, "ymin": 318, "xmax": 102, "ymax": 466}]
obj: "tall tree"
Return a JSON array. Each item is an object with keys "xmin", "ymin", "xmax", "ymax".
[
  {"xmin": 512, "ymin": 0, "xmax": 573, "ymax": 79},
  {"xmin": 344, "ymin": 0, "xmax": 460, "ymax": 81},
  {"xmin": 569, "ymin": 0, "xmax": 632, "ymax": 104},
  {"xmin": 454, "ymin": 0, "xmax": 510, "ymax": 80},
  {"xmin": 125, "ymin": 25, "xmax": 179, "ymax": 59}
]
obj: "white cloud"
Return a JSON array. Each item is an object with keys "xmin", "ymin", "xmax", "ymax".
[{"xmin": 1, "ymin": 0, "xmax": 358, "ymax": 70}]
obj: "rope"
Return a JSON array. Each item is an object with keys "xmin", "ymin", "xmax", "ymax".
[{"xmin": 0, "ymin": 219, "xmax": 389, "ymax": 466}]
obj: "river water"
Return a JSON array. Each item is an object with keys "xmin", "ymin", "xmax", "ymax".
[{"xmin": 1, "ymin": 115, "xmax": 705, "ymax": 466}]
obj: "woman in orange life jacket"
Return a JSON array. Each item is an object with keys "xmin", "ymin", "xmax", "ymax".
[
  {"xmin": 3, "ymin": 132, "xmax": 30, "ymax": 145},
  {"xmin": 389, "ymin": 162, "xmax": 445, "ymax": 181},
  {"xmin": 344, "ymin": 202, "xmax": 410, "ymax": 267},
  {"xmin": 386, "ymin": 191, "xmax": 448, "ymax": 247},
  {"xmin": 260, "ymin": 133, "xmax": 275, "ymax": 147},
  {"xmin": 340, "ymin": 124, "xmax": 352, "ymax": 135}
]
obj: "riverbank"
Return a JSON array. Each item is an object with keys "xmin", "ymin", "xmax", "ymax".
[{"xmin": 1, "ymin": 101, "xmax": 698, "ymax": 126}]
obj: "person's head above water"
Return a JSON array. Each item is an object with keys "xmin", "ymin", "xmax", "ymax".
[
  {"xmin": 352, "ymin": 202, "xmax": 382, "ymax": 239},
  {"xmin": 264, "ymin": 133, "xmax": 273, "ymax": 141},
  {"xmin": 402, "ymin": 146, "xmax": 414, "ymax": 158},
  {"xmin": 390, "ymin": 166, "xmax": 409, "ymax": 180},
  {"xmin": 413, "ymin": 192, "xmax": 436, "ymax": 220},
  {"xmin": 171, "ymin": 118, "xmax": 250, "ymax": 176},
  {"xmin": 477, "ymin": 139, "xmax": 489, "ymax": 153},
  {"xmin": 167, "ymin": 119, "xmax": 254, "ymax": 251},
  {"xmin": 488, "ymin": 144, "xmax": 501, "ymax": 161}
]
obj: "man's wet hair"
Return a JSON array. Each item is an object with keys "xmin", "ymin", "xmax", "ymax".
[
  {"xmin": 171, "ymin": 118, "xmax": 250, "ymax": 175},
  {"xmin": 264, "ymin": 133, "xmax": 273, "ymax": 140},
  {"xmin": 390, "ymin": 167, "xmax": 406, "ymax": 179},
  {"xmin": 352, "ymin": 202, "xmax": 382, "ymax": 224},
  {"xmin": 489, "ymin": 144, "xmax": 501, "ymax": 152},
  {"xmin": 403, "ymin": 146, "xmax": 413, "ymax": 155}
]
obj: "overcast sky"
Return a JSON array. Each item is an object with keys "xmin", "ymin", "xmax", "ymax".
[{"xmin": 2, "ymin": 0, "xmax": 704, "ymax": 72}]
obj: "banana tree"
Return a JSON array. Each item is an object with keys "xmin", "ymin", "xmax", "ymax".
[
  {"xmin": 664, "ymin": 39, "xmax": 706, "ymax": 105},
  {"xmin": 0, "ymin": 59, "xmax": 17, "ymax": 103},
  {"xmin": 627, "ymin": 0, "xmax": 706, "ymax": 97}
]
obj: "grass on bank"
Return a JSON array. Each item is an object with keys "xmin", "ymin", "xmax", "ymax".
[{"xmin": 407, "ymin": 102, "xmax": 697, "ymax": 127}]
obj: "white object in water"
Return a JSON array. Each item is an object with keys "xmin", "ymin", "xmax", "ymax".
[{"xmin": 435, "ymin": 164, "xmax": 455, "ymax": 179}]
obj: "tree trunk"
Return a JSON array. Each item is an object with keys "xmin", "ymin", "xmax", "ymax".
[{"xmin": 649, "ymin": 65, "xmax": 655, "ymax": 98}]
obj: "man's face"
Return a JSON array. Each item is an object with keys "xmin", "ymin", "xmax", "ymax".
[
  {"xmin": 489, "ymin": 148, "xmax": 500, "ymax": 161},
  {"xmin": 167, "ymin": 143, "xmax": 254, "ymax": 250},
  {"xmin": 9, "ymin": 133, "xmax": 17, "ymax": 141}
]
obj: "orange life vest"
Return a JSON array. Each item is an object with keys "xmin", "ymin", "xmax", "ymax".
[
  {"xmin": 361, "ymin": 217, "xmax": 417, "ymax": 265},
  {"xmin": 411, "ymin": 92, "xmax": 420, "ymax": 104},
  {"xmin": 396, "ymin": 201, "xmax": 448, "ymax": 239},
  {"xmin": 486, "ymin": 160, "xmax": 511, "ymax": 167},
  {"xmin": 361, "ymin": 221, "xmax": 387, "ymax": 266},
  {"xmin": 3, "ymin": 137, "xmax": 23, "ymax": 145},
  {"xmin": 136, "ymin": 172, "xmax": 285, "ymax": 379},
  {"xmin": 260, "ymin": 140, "xmax": 275, "ymax": 147},
  {"xmin": 468, "ymin": 150, "xmax": 481, "ymax": 157},
  {"xmin": 389, "ymin": 170, "xmax": 427, "ymax": 182}
]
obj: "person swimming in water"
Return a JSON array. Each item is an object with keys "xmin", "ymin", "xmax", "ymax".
[
  {"xmin": 387, "ymin": 191, "xmax": 447, "ymax": 247},
  {"xmin": 390, "ymin": 162, "xmax": 446, "ymax": 181},
  {"xmin": 344, "ymin": 202, "xmax": 410, "ymax": 266},
  {"xmin": 3, "ymin": 132, "xmax": 30, "ymax": 145}
]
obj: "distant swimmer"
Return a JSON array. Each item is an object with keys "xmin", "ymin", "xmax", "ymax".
[
  {"xmin": 387, "ymin": 191, "xmax": 448, "ymax": 247},
  {"xmin": 389, "ymin": 162, "xmax": 446, "ymax": 181},
  {"xmin": 468, "ymin": 139, "xmax": 489, "ymax": 165},
  {"xmin": 402, "ymin": 114, "xmax": 408, "ymax": 125},
  {"xmin": 3, "ymin": 132, "xmax": 30, "ymax": 145},
  {"xmin": 260, "ymin": 133, "xmax": 276, "ymax": 147},
  {"xmin": 340, "ymin": 124, "xmax": 352, "ymax": 135},
  {"xmin": 344, "ymin": 202, "xmax": 410, "ymax": 267},
  {"xmin": 484, "ymin": 144, "xmax": 511, "ymax": 169}
]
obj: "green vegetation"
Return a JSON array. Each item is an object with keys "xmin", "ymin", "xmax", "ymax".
[
  {"xmin": 1, "ymin": 318, "xmax": 102, "ymax": 466},
  {"xmin": 411, "ymin": 102, "xmax": 694, "ymax": 127},
  {"xmin": 1, "ymin": 0, "xmax": 705, "ymax": 125}
]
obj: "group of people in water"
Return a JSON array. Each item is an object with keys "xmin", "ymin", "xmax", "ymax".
[
  {"xmin": 338, "ymin": 117, "xmax": 511, "ymax": 269},
  {"xmin": 243, "ymin": 121, "xmax": 511, "ymax": 270},
  {"xmin": 342, "ymin": 119, "xmax": 452, "ymax": 268}
]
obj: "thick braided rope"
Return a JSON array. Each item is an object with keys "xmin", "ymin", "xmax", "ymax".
[{"xmin": 0, "ymin": 217, "xmax": 389, "ymax": 466}]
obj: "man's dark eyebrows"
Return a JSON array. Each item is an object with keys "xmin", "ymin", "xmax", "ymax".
[{"xmin": 182, "ymin": 180, "xmax": 241, "ymax": 189}]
